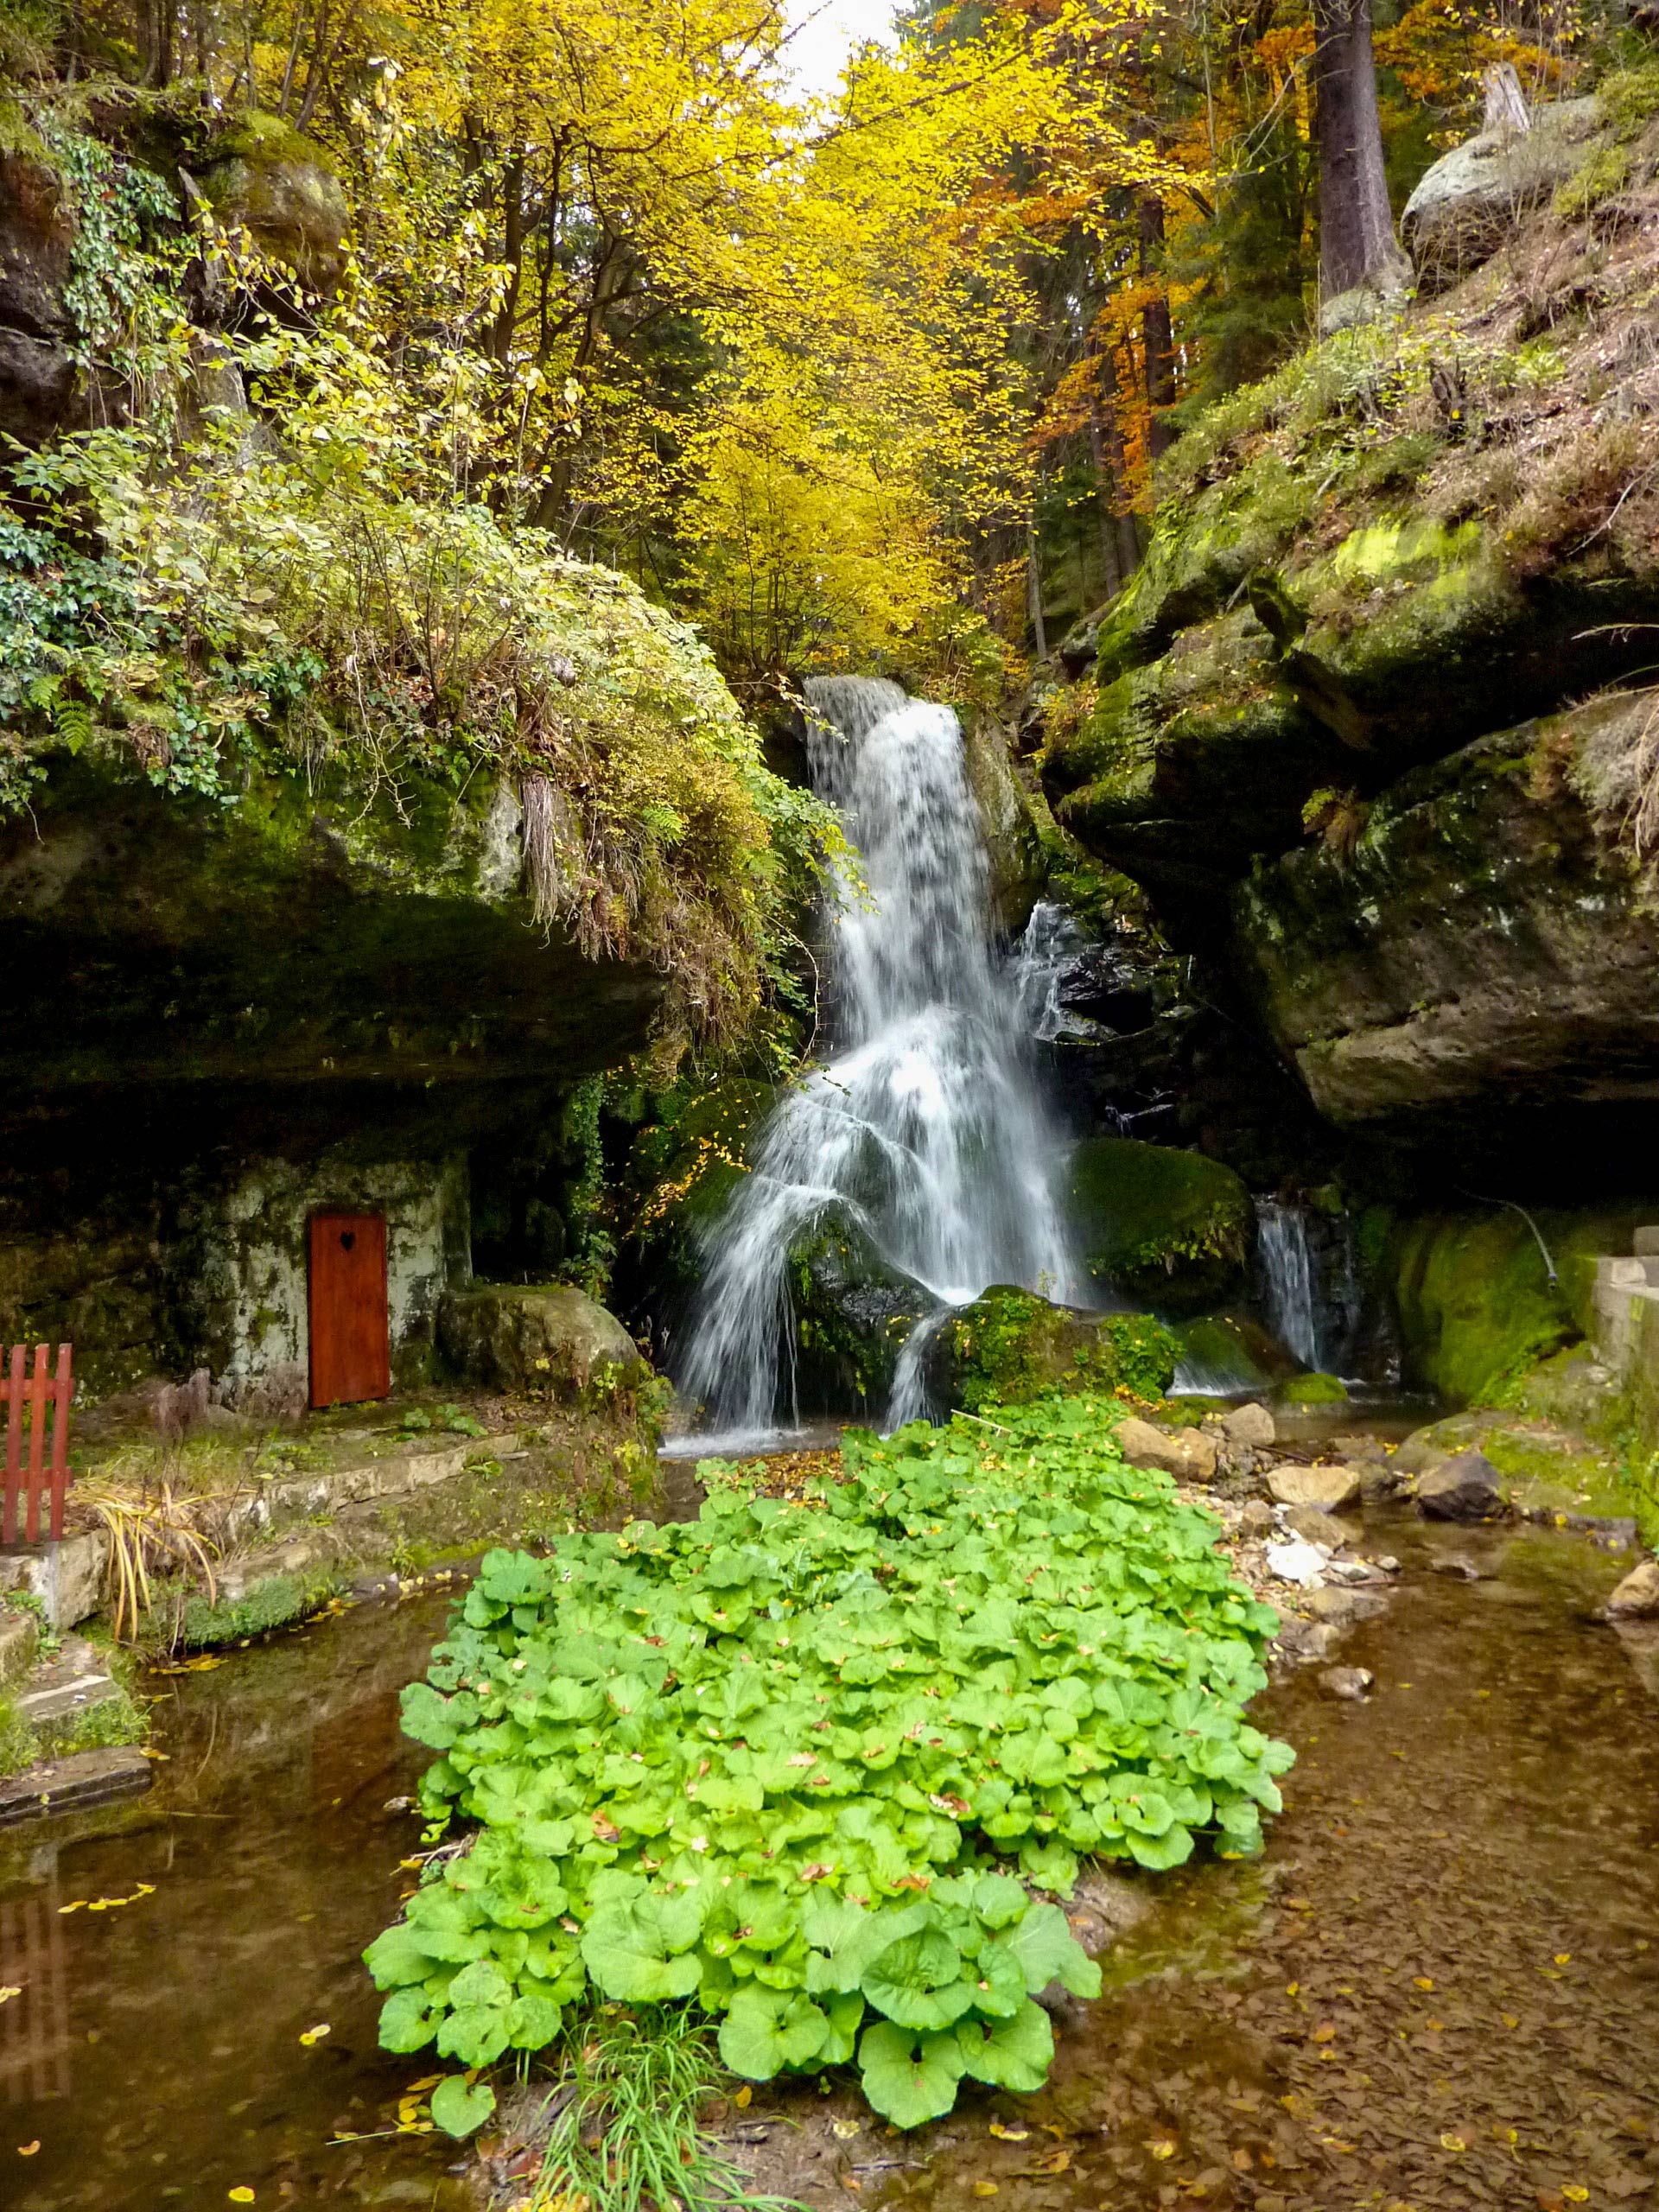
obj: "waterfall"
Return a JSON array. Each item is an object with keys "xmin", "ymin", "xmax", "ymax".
[
  {"xmin": 672, "ymin": 677, "xmax": 1080, "ymax": 1444},
  {"xmin": 1255, "ymin": 1198, "xmax": 1360, "ymax": 1376},
  {"xmin": 1013, "ymin": 900, "xmax": 1103, "ymax": 1042}
]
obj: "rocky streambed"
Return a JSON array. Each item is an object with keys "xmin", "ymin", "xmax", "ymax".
[{"xmin": 1, "ymin": 1421, "xmax": 1656, "ymax": 2212}]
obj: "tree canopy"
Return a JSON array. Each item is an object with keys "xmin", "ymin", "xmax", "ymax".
[{"xmin": 1, "ymin": 0, "xmax": 1626, "ymax": 691}]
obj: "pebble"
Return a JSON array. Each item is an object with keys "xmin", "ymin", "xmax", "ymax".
[
  {"xmin": 1606, "ymin": 1558, "xmax": 1659, "ymax": 1618},
  {"xmin": 1319, "ymin": 1666, "xmax": 1375, "ymax": 1700}
]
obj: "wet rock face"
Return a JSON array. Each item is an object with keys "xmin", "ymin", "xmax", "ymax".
[
  {"xmin": 0, "ymin": 147, "xmax": 78, "ymax": 446},
  {"xmin": 1234, "ymin": 697, "xmax": 1659, "ymax": 1143}
]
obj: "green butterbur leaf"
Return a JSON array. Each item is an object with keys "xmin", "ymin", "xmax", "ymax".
[
  {"xmin": 858, "ymin": 2021, "xmax": 966, "ymax": 2127},
  {"xmin": 429, "ymin": 2075, "xmax": 496, "ymax": 2138},
  {"xmin": 372, "ymin": 1389, "xmax": 1291, "ymax": 2127},
  {"xmin": 956, "ymin": 1999, "xmax": 1054, "ymax": 2090}
]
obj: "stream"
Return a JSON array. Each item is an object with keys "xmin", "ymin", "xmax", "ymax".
[{"xmin": 2, "ymin": 1491, "xmax": 1656, "ymax": 2210}]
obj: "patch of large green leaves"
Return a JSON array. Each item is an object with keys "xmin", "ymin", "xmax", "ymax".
[{"xmin": 365, "ymin": 1392, "xmax": 1292, "ymax": 2127}]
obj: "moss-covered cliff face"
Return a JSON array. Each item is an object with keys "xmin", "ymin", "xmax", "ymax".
[
  {"xmin": 1236, "ymin": 697, "xmax": 1659, "ymax": 1141},
  {"xmin": 1033, "ymin": 84, "xmax": 1659, "ymax": 1179}
]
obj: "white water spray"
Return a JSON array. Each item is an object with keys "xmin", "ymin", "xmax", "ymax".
[{"xmin": 672, "ymin": 677, "xmax": 1081, "ymax": 1443}]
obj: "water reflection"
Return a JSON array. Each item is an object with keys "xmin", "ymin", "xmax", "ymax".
[{"xmin": 0, "ymin": 1592, "xmax": 469, "ymax": 2210}]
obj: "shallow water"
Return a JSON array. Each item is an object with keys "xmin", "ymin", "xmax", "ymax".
[
  {"xmin": 0, "ymin": 1592, "xmax": 465, "ymax": 2211},
  {"xmin": 3, "ymin": 1501, "xmax": 1656, "ymax": 2212},
  {"xmin": 871, "ymin": 1510, "xmax": 1659, "ymax": 2211}
]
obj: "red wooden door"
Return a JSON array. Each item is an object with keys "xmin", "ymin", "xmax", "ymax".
[{"xmin": 308, "ymin": 1213, "xmax": 390, "ymax": 1408}]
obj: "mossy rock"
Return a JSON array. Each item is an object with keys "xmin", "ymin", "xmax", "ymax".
[
  {"xmin": 1278, "ymin": 1370, "xmax": 1350, "ymax": 1405},
  {"xmin": 1176, "ymin": 1312, "xmax": 1291, "ymax": 1395},
  {"xmin": 202, "ymin": 110, "xmax": 349, "ymax": 296},
  {"xmin": 788, "ymin": 1212, "xmax": 932, "ymax": 1416},
  {"xmin": 438, "ymin": 1282, "xmax": 646, "ymax": 1399},
  {"xmin": 1066, "ymin": 1137, "xmax": 1252, "ymax": 1314},
  {"xmin": 944, "ymin": 1286, "xmax": 1180, "ymax": 1412},
  {"xmin": 1389, "ymin": 1205, "xmax": 1659, "ymax": 1403}
]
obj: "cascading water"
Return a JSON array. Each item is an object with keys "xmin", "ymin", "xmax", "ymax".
[
  {"xmin": 672, "ymin": 677, "xmax": 1081, "ymax": 1443},
  {"xmin": 1255, "ymin": 1197, "xmax": 1361, "ymax": 1376}
]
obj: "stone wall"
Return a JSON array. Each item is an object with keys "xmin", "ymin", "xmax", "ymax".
[{"xmin": 178, "ymin": 1154, "xmax": 471, "ymax": 1402}]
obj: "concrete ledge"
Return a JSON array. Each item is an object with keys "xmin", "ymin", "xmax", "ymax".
[
  {"xmin": 0, "ymin": 1745, "xmax": 152, "ymax": 1827},
  {"xmin": 0, "ymin": 1435, "xmax": 493, "ymax": 1630}
]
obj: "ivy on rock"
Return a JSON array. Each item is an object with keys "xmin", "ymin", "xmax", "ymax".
[{"xmin": 365, "ymin": 1394, "xmax": 1290, "ymax": 2131}]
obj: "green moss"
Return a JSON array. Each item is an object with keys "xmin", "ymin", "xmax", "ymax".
[
  {"xmin": 0, "ymin": 1694, "xmax": 36, "ymax": 1777},
  {"xmin": 0, "ymin": 92, "xmax": 50, "ymax": 166},
  {"xmin": 1597, "ymin": 61, "xmax": 1659, "ymax": 141},
  {"xmin": 1554, "ymin": 142, "xmax": 1633, "ymax": 219},
  {"xmin": 948, "ymin": 1287, "xmax": 1179, "ymax": 1412},
  {"xmin": 1390, "ymin": 1207, "xmax": 1658, "ymax": 1402},
  {"xmin": 1279, "ymin": 1370, "xmax": 1349, "ymax": 1404},
  {"xmin": 176, "ymin": 1568, "xmax": 340, "ymax": 1647},
  {"xmin": 31, "ymin": 1682, "xmax": 147, "ymax": 1761},
  {"xmin": 203, "ymin": 109, "xmax": 340, "ymax": 179},
  {"xmin": 1067, "ymin": 1137, "xmax": 1253, "ymax": 1314}
]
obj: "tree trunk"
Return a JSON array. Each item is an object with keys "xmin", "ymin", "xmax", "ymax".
[
  {"xmin": 1138, "ymin": 194, "xmax": 1177, "ymax": 459},
  {"xmin": 1313, "ymin": 0, "xmax": 1408, "ymax": 300},
  {"xmin": 1027, "ymin": 514, "xmax": 1048, "ymax": 662}
]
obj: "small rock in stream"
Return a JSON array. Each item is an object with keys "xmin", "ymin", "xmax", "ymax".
[
  {"xmin": 1305, "ymin": 1584, "xmax": 1388, "ymax": 1624},
  {"xmin": 1268, "ymin": 1463, "xmax": 1363, "ymax": 1511},
  {"xmin": 1606, "ymin": 1559, "xmax": 1659, "ymax": 1618},
  {"xmin": 1319, "ymin": 1666, "xmax": 1375, "ymax": 1700},
  {"xmin": 1224, "ymin": 1401, "xmax": 1276, "ymax": 1449},
  {"xmin": 1238, "ymin": 1499, "xmax": 1275, "ymax": 1538},
  {"xmin": 1417, "ymin": 1450, "xmax": 1505, "ymax": 1522},
  {"xmin": 1284, "ymin": 1504, "xmax": 1351, "ymax": 1548},
  {"xmin": 1116, "ymin": 1415, "xmax": 1217, "ymax": 1483},
  {"xmin": 1433, "ymin": 1554, "xmax": 1494, "ymax": 1581}
]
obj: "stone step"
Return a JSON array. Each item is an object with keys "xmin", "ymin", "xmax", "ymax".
[
  {"xmin": 0, "ymin": 1746, "xmax": 152, "ymax": 1827},
  {"xmin": 0, "ymin": 1607, "xmax": 39, "ymax": 1690},
  {"xmin": 14, "ymin": 1635, "xmax": 123, "ymax": 1725}
]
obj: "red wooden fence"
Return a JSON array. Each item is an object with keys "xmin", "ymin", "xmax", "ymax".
[{"xmin": 1, "ymin": 1343, "xmax": 73, "ymax": 1546}]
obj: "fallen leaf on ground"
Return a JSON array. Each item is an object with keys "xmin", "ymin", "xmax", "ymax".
[
  {"xmin": 298, "ymin": 2024, "xmax": 330, "ymax": 2045},
  {"xmin": 18, "ymin": 2142, "xmax": 40, "ymax": 2156}
]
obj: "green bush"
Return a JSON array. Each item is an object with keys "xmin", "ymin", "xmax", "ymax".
[{"xmin": 365, "ymin": 1395, "xmax": 1289, "ymax": 2133}]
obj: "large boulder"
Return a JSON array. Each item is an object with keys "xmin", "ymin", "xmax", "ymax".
[
  {"xmin": 201, "ymin": 112, "xmax": 349, "ymax": 297},
  {"xmin": 1402, "ymin": 98, "xmax": 1606, "ymax": 292},
  {"xmin": 438, "ymin": 1282, "xmax": 645, "ymax": 1397},
  {"xmin": 1234, "ymin": 698, "xmax": 1659, "ymax": 1149},
  {"xmin": 1066, "ymin": 1136, "xmax": 1252, "ymax": 1313}
]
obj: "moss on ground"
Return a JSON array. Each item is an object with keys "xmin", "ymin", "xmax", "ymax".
[{"xmin": 1067, "ymin": 1138, "xmax": 1252, "ymax": 1314}]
